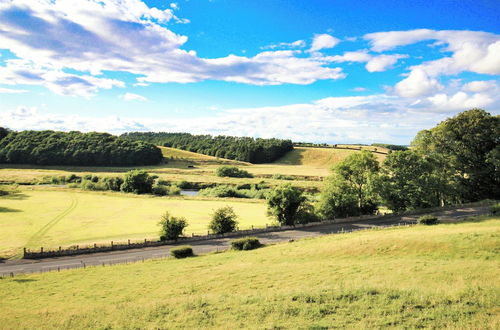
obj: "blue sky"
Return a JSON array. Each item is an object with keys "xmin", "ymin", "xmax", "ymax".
[{"xmin": 0, "ymin": 0, "xmax": 499, "ymax": 144}]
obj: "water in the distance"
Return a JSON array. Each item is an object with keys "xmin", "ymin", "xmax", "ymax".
[{"xmin": 180, "ymin": 190, "xmax": 199, "ymax": 196}]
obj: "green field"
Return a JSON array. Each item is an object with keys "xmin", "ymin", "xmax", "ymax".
[
  {"xmin": 1, "ymin": 217, "xmax": 498, "ymax": 329},
  {"xmin": 0, "ymin": 188, "xmax": 268, "ymax": 258}
]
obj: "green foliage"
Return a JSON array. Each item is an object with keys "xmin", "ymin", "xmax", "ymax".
[
  {"xmin": 411, "ymin": 109, "xmax": 499, "ymax": 202},
  {"xmin": 417, "ymin": 215, "xmax": 439, "ymax": 225},
  {"xmin": 159, "ymin": 212, "xmax": 188, "ymax": 241},
  {"xmin": 371, "ymin": 143, "xmax": 408, "ymax": 151},
  {"xmin": 120, "ymin": 132, "xmax": 293, "ymax": 163},
  {"xmin": 491, "ymin": 203, "xmax": 500, "ymax": 215},
  {"xmin": 272, "ymin": 174, "xmax": 295, "ymax": 180},
  {"xmin": 65, "ymin": 174, "xmax": 81, "ymax": 183},
  {"xmin": 198, "ymin": 185, "xmax": 269, "ymax": 199},
  {"xmin": 169, "ymin": 245, "xmax": 194, "ymax": 258},
  {"xmin": 0, "ymin": 130, "xmax": 163, "ymax": 166},
  {"xmin": 209, "ymin": 206, "xmax": 239, "ymax": 234},
  {"xmin": 266, "ymin": 184, "xmax": 307, "ymax": 226},
  {"xmin": 377, "ymin": 150, "xmax": 450, "ymax": 212},
  {"xmin": 215, "ymin": 166, "xmax": 253, "ymax": 178},
  {"xmin": 230, "ymin": 237, "xmax": 261, "ymax": 250},
  {"xmin": 120, "ymin": 170, "xmax": 154, "ymax": 194},
  {"xmin": 318, "ymin": 150, "xmax": 379, "ymax": 219},
  {"xmin": 101, "ymin": 176, "xmax": 124, "ymax": 191}
]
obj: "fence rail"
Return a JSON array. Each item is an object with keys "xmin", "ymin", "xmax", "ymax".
[{"xmin": 21, "ymin": 200, "xmax": 495, "ymax": 259}]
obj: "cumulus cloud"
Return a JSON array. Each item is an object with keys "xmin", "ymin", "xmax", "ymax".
[
  {"xmin": 121, "ymin": 92, "xmax": 148, "ymax": 101},
  {"xmin": 0, "ymin": 87, "xmax": 28, "ymax": 94},
  {"xmin": 0, "ymin": 0, "xmax": 345, "ymax": 96},
  {"xmin": 310, "ymin": 33, "xmax": 340, "ymax": 52},
  {"xmin": 6, "ymin": 87, "xmax": 498, "ymax": 144},
  {"xmin": 326, "ymin": 51, "xmax": 407, "ymax": 72},
  {"xmin": 462, "ymin": 80, "xmax": 498, "ymax": 93},
  {"xmin": 261, "ymin": 40, "xmax": 306, "ymax": 50},
  {"xmin": 394, "ymin": 69, "xmax": 443, "ymax": 97}
]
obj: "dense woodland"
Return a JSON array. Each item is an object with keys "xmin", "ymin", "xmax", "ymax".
[
  {"xmin": 121, "ymin": 132, "xmax": 294, "ymax": 163},
  {"xmin": 0, "ymin": 129, "xmax": 163, "ymax": 166}
]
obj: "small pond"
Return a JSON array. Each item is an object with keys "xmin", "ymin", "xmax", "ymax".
[{"xmin": 180, "ymin": 189, "xmax": 199, "ymax": 196}]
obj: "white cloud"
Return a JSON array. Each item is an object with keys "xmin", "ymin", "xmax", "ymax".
[
  {"xmin": 0, "ymin": 0, "xmax": 345, "ymax": 96},
  {"xmin": 121, "ymin": 92, "xmax": 148, "ymax": 101},
  {"xmin": 462, "ymin": 80, "xmax": 498, "ymax": 93},
  {"xmin": 394, "ymin": 69, "xmax": 443, "ymax": 97},
  {"xmin": 6, "ymin": 88, "xmax": 498, "ymax": 144},
  {"xmin": 365, "ymin": 54, "xmax": 408, "ymax": 72},
  {"xmin": 350, "ymin": 87, "xmax": 367, "ymax": 92},
  {"xmin": 326, "ymin": 51, "xmax": 407, "ymax": 72},
  {"xmin": 310, "ymin": 33, "xmax": 340, "ymax": 52},
  {"xmin": 0, "ymin": 87, "xmax": 28, "ymax": 94},
  {"xmin": 262, "ymin": 40, "xmax": 306, "ymax": 50}
]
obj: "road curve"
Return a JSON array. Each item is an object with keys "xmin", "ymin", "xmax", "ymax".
[{"xmin": 0, "ymin": 205, "xmax": 490, "ymax": 277}]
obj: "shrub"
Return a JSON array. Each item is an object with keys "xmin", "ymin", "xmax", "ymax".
[
  {"xmin": 272, "ymin": 174, "xmax": 294, "ymax": 180},
  {"xmin": 418, "ymin": 215, "xmax": 439, "ymax": 225},
  {"xmin": 66, "ymin": 174, "xmax": 81, "ymax": 183},
  {"xmin": 491, "ymin": 203, "xmax": 500, "ymax": 215},
  {"xmin": 101, "ymin": 176, "xmax": 124, "ymax": 191},
  {"xmin": 152, "ymin": 184, "xmax": 169, "ymax": 196},
  {"xmin": 208, "ymin": 206, "xmax": 239, "ymax": 234},
  {"xmin": 266, "ymin": 184, "xmax": 307, "ymax": 226},
  {"xmin": 120, "ymin": 170, "xmax": 154, "ymax": 194},
  {"xmin": 159, "ymin": 212, "xmax": 188, "ymax": 241},
  {"xmin": 170, "ymin": 246, "xmax": 194, "ymax": 258},
  {"xmin": 231, "ymin": 237, "xmax": 261, "ymax": 250},
  {"xmin": 167, "ymin": 185, "xmax": 181, "ymax": 196},
  {"xmin": 199, "ymin": 185, "xmax": 241, "ymax": 198},
  {"xmin": 81, "ymin": 180, "xmax": 106, "ymax": 191},
  {"xmin": 215, "ymin": 166, "xmax": 253, "ymax": 178}
]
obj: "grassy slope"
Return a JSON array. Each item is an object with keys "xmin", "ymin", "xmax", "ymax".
[
  {"xmin": 1, "ymin": 217, "xmax": 498, "ymax": 329},
  {"xmin": 0, "ymin": 188, "xmax": 268, "ymax": 258},
  {"xmin": 275, "ymin": 146, "xmax": 387, "ymax": 166}
]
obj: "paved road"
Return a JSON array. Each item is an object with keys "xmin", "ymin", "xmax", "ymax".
[{"xmin": 0, "ymin": 205, "xmax": 490, "ymax": 277}]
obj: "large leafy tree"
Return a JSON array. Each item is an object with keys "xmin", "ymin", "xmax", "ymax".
[
  {"xmin": 266, "ymin": 184, "xmax": 307, "ymax": 226},
  {"xmin": 411, "ymin": 109, "xmax": 499, "ymax": 202},
  {"xmin": 318, "ymin": 150, "xmax": 380, "ymax": 219},
  {"xmin": 377, "ymin": 150, "xmax": 454, "ymax": 212}
]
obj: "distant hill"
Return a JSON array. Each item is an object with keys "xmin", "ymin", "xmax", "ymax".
[
  {"xmin": 159, "ymin": 146, "xmax": 247, "ymax": 165},
  {"xmin": 121, "ymin": 132, "xmax": 293, "ymax": 164},
  {"xmin": 274, "ymin": 146, "xmax": 387, "ymax": 167}
]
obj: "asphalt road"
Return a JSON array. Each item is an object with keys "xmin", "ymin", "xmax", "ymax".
[{"xmin": 0, "ymin": 205, "xmax": 490, "ymax": 277}]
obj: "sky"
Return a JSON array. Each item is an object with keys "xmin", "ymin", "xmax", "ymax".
[{"xmin": 0, "ymin": 0, "xmax": 499, "ymax": 144}]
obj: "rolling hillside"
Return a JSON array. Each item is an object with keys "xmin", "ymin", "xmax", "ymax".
[
  {"xmin": 274, "ymin": 146, "xmax": 387, "ymax": 167},
  {"xmin": 1, "ymin": 217, "xmax": 498, "ymax": 328},
  {"xmin": 159, "ymin": 146, "xmax": 248, "ymax": 165}
]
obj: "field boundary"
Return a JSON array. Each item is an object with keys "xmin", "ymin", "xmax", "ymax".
[{"xmin": 22, "ymin": 200, "xmax": 495, "ymax": 259}]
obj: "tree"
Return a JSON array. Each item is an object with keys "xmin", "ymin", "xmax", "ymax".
[
  {"xmin": 215, "ymin": 166, "xmax": 253, "ymax": 178},
  {"xmin": 376, "ymin": 150, "xmax": 451, "ymax": 212},
  {"xmin": 318, "ymin": 151, "xmax": 379, "ymax": 219},
  {"xmin": 266, "ymin": 184, "xmax": 307, "ymax": 226},
  {"xmin": 208, "ymin": 206, "xmax": 239, "ymax": 234},
  {"xmin": 411, "ymin": 109, "xmax": 499, "ymax": 201},
  {"xmin": 120, "ymin": 170, "xmax": 154, "ymax": 194},
  {"xmin": 334, "ymin": 150, "xmax": 379, "ymax": 210},
  {"xmin": 158, "ymin": 212, "xmax": 188, "ymax": 241}
]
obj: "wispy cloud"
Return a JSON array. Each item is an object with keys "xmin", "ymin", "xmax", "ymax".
[{"xmin": 121, "ymin": 92, "xmax": 148, "ymax": 102}]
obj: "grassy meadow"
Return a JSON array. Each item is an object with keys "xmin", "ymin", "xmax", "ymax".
[
  {"xmin": 0, "ymin": 187, "xmax": 268, "ymax": 258},
  {"xmin": 0, "ymin": 216, "xmax": 498, "ymax": 329}
]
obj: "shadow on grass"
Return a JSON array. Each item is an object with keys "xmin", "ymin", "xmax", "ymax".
[
  {"xmin": 0, "ymin": 206, "xmax": 21, "ymax": 212},
  {"xmin": 0, "ymin": 192, "xmax": 29, "ymax": 200},
  {"xmin": 12, "ymin": 278, "xmax": 37, "ymax": 283}
]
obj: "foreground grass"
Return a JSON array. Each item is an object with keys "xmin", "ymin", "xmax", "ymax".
[
  {"xmin": 0, "ymin": 188, "xmax": 268, "ymax": 258},
  {"xmin": 1, "ymin": 217, "xmax": 498, "ymax": 329}
]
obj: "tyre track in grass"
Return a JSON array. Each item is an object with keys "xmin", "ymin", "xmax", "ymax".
[{"xmin": 25, "ymin": 193, "xmax": 78, "ymax": 249}]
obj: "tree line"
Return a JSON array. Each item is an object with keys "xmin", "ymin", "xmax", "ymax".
[
  {"xmin": 120, "ymin": 132, "xmax": 294, "ymax": 163},
  {"xmin": 0, "ymin": 129, "xmax": 163, "ymax": 166}
]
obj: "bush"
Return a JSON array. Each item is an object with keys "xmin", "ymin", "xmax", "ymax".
[
  {"xmin": 120, "ymin": 170, "xmax": 154, "ymax": 194},
  {"xmin": 491, "ymin": 203, "xmax": 500, "ymax": 215},
  {"xmin": 159, "ymin": 212, "xmax": 188, "ymax": 241},
  {"xmin": 215, "ymin": 166, "xmax": 253, "ymax": 178},
  {"xmin": 80, "ymin": 180, "xmax": 106, "ymax": 191},
  {"xmin": 208, "ymin": 206, "xmax": 239, "ymax": 234},
  {"xmin": 66, "ymin": 174, "xmax": 81, "ymax": 183},
  {"xmin": 170, "ymin": 246, "xmax": 194, "ymax": 258},
  {"xmin": 417, "ymin": 215, "xmax": 439, "ymax": 225},
  {"xmin": 231, "ymin": 237, "xmax": 261, "ymax": 250},
  {"xmin": 266, "ymin": 184, "xmax": 307, "ymax": 226},
  {"xmin": 199, "ymin": 185, "xmax": 241, "ymax": 198},
  {"xmin": 101, "ymin": 176, "xmax": 124, "ymax": 191},
  {"xmin": 272, "ymin": 174, "xmax": 294, "ymax": 180}
]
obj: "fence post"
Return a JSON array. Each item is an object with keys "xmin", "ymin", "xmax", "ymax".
[
  {"xmin": 94, "ymin": 243, "xmax": 97, "ymax": 249},
  {"xmin": 128, "ymin": 239, "xmax": 130, "ymax": 246},
  {"xmin": 40, "ymin": 247, "xmax": 43, "ymax": 253},
  {"xmin": 111, "ymin": 241, "xmax": 114, "ymax": 249},
  {"xmin": 23, "ymin": 247, "xmax": 26, "ymax": 257}
]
